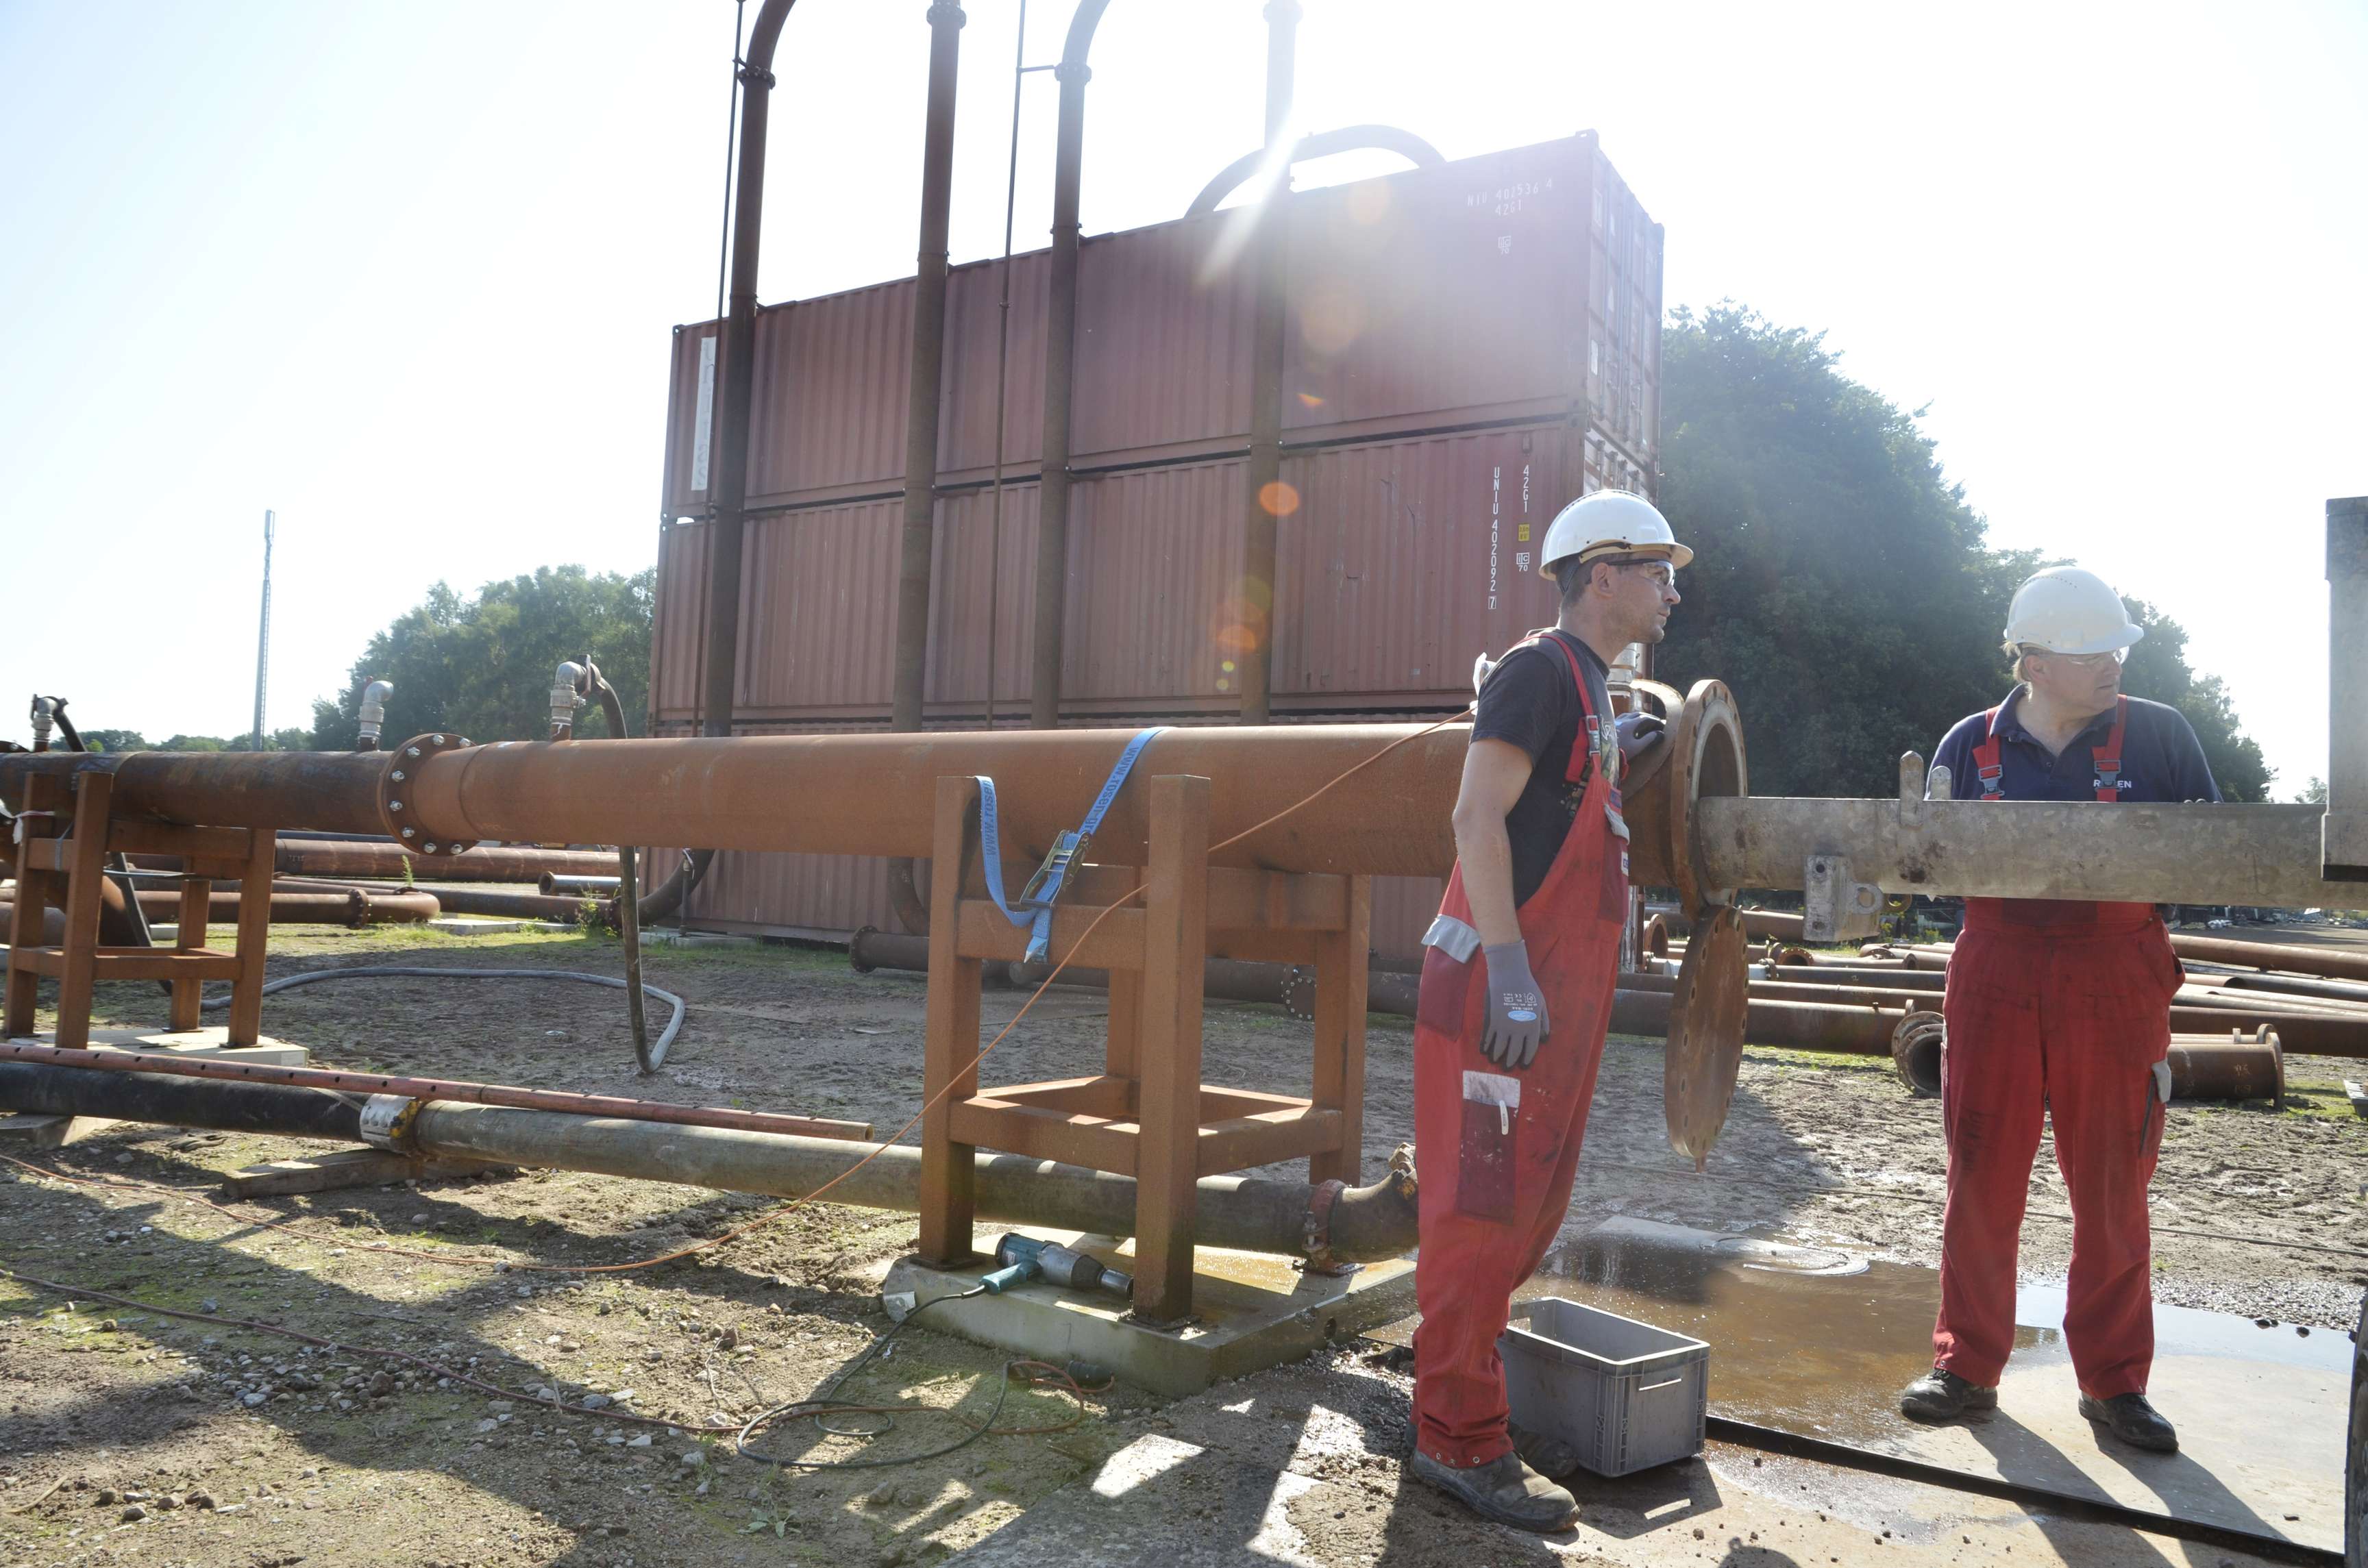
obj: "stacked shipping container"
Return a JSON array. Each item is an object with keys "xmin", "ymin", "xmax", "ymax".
[{"xmin": 648, "ymin": 132, "xmax": 1663, "ymax": 958}]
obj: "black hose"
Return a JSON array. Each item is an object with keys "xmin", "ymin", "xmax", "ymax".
[{"xmin": 198, "ymin": 966, "xmax": 687, "ymax": 1061}]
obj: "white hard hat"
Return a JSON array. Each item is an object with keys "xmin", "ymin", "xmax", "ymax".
[
  {"xmin": 2002, "ymin": 566, "xmax": 2145, "ymax": 657},
  {"xmin": 1536, "ymin": 490, "xmax": 1692, "ymax": 578}
]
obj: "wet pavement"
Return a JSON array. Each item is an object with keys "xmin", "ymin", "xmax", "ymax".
[{"xmin": 1370, "ymin": 1215, "xmax": 2351, "ymax": 1556}]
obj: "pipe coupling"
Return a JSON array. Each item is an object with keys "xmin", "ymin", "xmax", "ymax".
[
  {"xmin": 550, "ymin": 662, "xmax": 587, "ymax": 740},
  {"xmin": 356, "ymin": 680, "xmax": 393, "ymax": 751},
  {"xmin": 377, "ymin": 733, "xmax": 478, "ymax": 858},
  {"xmin": 358, "ymin": 1093, "xmax": 424, "ymax": 1154}
]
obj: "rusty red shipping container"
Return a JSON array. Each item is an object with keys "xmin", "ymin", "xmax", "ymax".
[
  {"xmin": 657, "ymin": 132, "xmax": 1660, "ymax": 519},
  {"xmin": 651, "ymin": 419, "xmax": 1672, "ymax": 727},
  {"xmin": 648, "ymin": 132, "xmax": 1662, "ymax": 958}
]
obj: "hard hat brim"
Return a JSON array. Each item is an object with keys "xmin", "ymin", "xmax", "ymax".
[
  {"xmin": 2009, "ymin": 623, "xmax": 2146, "ymax": 658},
  {"xmin": 1536, "ymin": 540, "xmax": 1694, "ymax": 579}
]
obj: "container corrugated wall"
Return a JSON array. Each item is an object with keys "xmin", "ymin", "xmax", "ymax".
[{"xmin": 652, "ymin": 132, "xmax": 1663, "ymax": 958}]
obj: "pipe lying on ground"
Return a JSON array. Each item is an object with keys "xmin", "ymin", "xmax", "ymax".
[
  {"xmin": 2168, "ymin": 933, "xmax": 2368, "ymax": 985},
  {"xmin": 4, "ymin": 884, "xmax": 440, "ymax": 931},
  {"xmin": 540, "ymin": 875, "xmax": 621, "ymax": 897},
  {"xmin": 0, "ymin": 1062, "xmax": 1420, "ymax": 1265},
  {"xmin": 0, "ymin": 1041, "xmax": 870, "ymax": 1143},
  {"xmin": 130, "ymin": 843, "xmax": 621, "ymax": 884},
  {"xmin": 847, "ymin": 928, "xmax": 1424, "ymax": 1017},
  {"xmin": 1888, "ymin": 1019, "xmax": 2284, "ymax": 1103}
]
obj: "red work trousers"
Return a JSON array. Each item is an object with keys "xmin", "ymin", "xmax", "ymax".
[
  {"xmin": 1411, "ymin": 771, "xmax": 1627, "ymax": 1467},
  {"xmin": 1933, "ymin": 911, "xmax": 2182, "ymax": 1397}
]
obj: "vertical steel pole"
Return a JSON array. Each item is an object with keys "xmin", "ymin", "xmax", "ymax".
[
  {"xmin": 1237, "ymin": 0, "xmax": 1300, "ymax": 725},
  {"xmin": 1028, "ymin": 0, "xmax": 1111, "ymax": 731},
  {"xmin": 891, "ymin": 2, "xmax": 968, "ymax": 734},
  {"xmin": 251, "ymin": 510, "xmax": 274, "ymax": 748},
  {"xmin": 2327, "ymin": 496, "xmax": 2368, "ymax": 880},
  {"xmin": 702, "ymin": 0, "xmax": 798, "ymax": 740}
]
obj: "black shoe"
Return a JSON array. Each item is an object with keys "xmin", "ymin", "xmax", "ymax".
[
  {"xmin": 1899, "ymin": 1367, "xmax": 1999, "ymax": 1423},
  {"xmin": 1409, "ymin": 1448, "xmax": 1579, "ymax": 1533},
  {"xmin": 2079, "ymin": 1392, "xmax": 2178, "ymax": 1452}
]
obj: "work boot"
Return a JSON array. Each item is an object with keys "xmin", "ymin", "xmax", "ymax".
[
  {"xmin": 1409, "ymin": 1447, "xmax": 1579, "ymax": 1534},
  {"xmin": 1509, "ymin": 1421, "xmax": 1585, "ymax": 1482},
  {"xmin": 2078, "ymin": 1392, "xmax": 2178, "ymax": 1452},
  {"xmin": 1898, "ymin": 1367, "xmax": 1998, "ymax": 1423}
]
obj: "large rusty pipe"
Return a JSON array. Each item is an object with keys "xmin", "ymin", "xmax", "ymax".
[
  {"xmin": 6, "ymin": 886, "xmax": 439, "ymax": 930},
  {"xmin": 702, "ymin": 0, "xmax": 798, "ymax": 736},
  {"xmin": 1027, "ymin": 0, "xmax": 1111, "ymax": 731},
  {"xmin": 1696, "ymin": 794, "xmax": 2348, "ymax": 910}
]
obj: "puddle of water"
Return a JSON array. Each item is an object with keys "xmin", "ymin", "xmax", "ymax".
[{"xmin": 1520, "ymin": 1229, "xmax": 2348, "ymax": 1446}]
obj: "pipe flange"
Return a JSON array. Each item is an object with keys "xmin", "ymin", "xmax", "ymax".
[
  {"xmin": 1891, "ymin": 1011, "xmax": 1946, "ymax": 1099},
  {"xmin": 378, "ymin": 732, "xmax": 477, "ymax": 858},
  {"xmin": 1297, "ymin": 1177, "xmax": 1358, "ymax": 1276},
  {"xmin": 1666, "ymin": 680, "xmax": 1749, "ymax": 918},
  {"xmin": 1280, "ymin": 965, "xmax": 1318, "ymax": 1022},
  {"xmin": 358, "ymin": 1093, "xmax": 423, "ymax": 1153}
]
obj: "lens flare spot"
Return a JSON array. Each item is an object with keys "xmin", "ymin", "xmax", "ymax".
[
  {"xmin": 1346, "ymin": 179, "xmax": 1391, "ymax": 227},
  {"xmin": 1220, "ymin": 660, "xmax": 1237, "ymax": 673},
  {"xmin": 1258, "ymin": 482, "xmax": 1300, "ymax": 517},
  {"xmin": 1296, "ymin": 392, "xmax": 1326, "ymax": 409},
  {"xmin": 1215, "ymin": 678, "xmax": 1232, "ymax": 692},
  {"xmin": 1299, "ymin": 290, "xmax": 1366, "ymax": 356},
  {"xmin": 1213, "ymin": 623, "xmax": 1259, "ymax": 655}
]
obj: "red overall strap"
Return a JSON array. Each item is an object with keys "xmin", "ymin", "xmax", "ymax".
[
  {"xmin": 1973, "ymin": 696, "xmax": 2130, "ymax": 804},
  {"xmin": 1972, "ymin": 708, "xmax": 2006, "ymax": 800},
  {"xmin": 2090, "ymin": 696, "xmax": 2130, "ymax": 802},
  {"xmin": 1527, "ymin": 631, "xmax": 1602, "ymax": 788}
]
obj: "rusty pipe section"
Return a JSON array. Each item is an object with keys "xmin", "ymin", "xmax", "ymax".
[
  {"xmin": 130, "ymin": 843, "xmax": 621, "ymax": 883},
  {"xmin": 1694, "ymin": 793, "xmax": 2343, "ymax": 910},
  {"xmin": 0, "ymin": 727, "xmax": 1468, "ymax": 877},
  {"xmin": 0, "ymin": 1040, "xmax": 871, "ymax": 1142}
]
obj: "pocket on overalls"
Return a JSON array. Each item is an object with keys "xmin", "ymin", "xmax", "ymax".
[
  {"xmin": 1457, "ymin": 1070, "xmax": 1521, "ymax": 1222},
  {"xmin": 1597, "ymin": 832, "xmax": 1631, "ymax": 923},
  {"xmin": 1417, "ymin": 944, "xmax": 1475, "ymax": 1035}
]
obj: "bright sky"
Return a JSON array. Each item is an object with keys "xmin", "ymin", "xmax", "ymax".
[{"xmin": 3, "ymin": 3, "xmax": 2360, "ymax": 791}]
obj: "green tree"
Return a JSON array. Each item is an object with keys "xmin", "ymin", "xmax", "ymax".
[
  {"xmin": 1653, "ymin": 305, "xmax": 2034, "ymax": 798},
  {"xmin": 1653, "ymin": 305, "xmax": 2268, "ymax": 801},
  {"xmin": 2117, "ymin": 599, "xmax": 2271, "ymax": 801},
  {"xmin": 307, "ymin": 566, "xmax": 654, "ymax": 749},
  {"xmin": 2296, "ymin": 777, "xmax": 2329, "ymax": 804},
  {"xmin": 79, "ymin": 730, "xmax": 150, "ymax": 754}
]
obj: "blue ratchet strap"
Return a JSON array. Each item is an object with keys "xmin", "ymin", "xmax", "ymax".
[{"xmin": 975, "ymin": 727, "xmax": 1166, "ymax": 965}]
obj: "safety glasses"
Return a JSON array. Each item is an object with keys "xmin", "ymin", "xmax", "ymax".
[{"xmin": 2037, "ymin": 647, "xmax": 2127, "ymax": 670}]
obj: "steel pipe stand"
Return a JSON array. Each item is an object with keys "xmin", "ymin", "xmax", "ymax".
[{"xmin": 880, "ymin": 1232, "xmax": 1416, "ymax": 1398}]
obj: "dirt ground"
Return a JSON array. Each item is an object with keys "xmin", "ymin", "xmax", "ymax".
[{"xmin": 3, "ymin": 920, "xmax": 2364, "ymax": 1567}]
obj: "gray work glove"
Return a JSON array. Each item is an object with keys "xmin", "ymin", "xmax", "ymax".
[
  {"xmin": 1481, "ymin": 941, "xmax": 1550, "ymax": 1069},
  {"xmin": 1614, "ymin": 710, "xmax": 1664, "ymax": 764}
]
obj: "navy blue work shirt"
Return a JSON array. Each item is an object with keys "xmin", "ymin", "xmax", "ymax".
[{"xmin": 1931, "ymin": 689, "xmax": 2221, "ymax": 804}]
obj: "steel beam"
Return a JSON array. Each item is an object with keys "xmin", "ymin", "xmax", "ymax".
[{"xmin": 2327, "ymin": 495, "xmax": 2368, "ymax": 880}]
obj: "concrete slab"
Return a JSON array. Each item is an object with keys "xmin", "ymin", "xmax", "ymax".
[
  {"xmin": 0, "ymin": 1112, "xmax": 116, "ymax": 1149},
  {"xmin": 949, "ymin": 1356, "xmax": 2286, "ymax": 1566},
  {"xmin": 640, "ymin": 929, "xmax": 759, "ymax": 948},
  {"xmin": 429, "ymin": 917, "xmax": 531, "ymax": 935},
  {"xmin": 882, "ymin": 1233, "xmax": 1417, "ymax": 1397},
  {"xmin": 35, "ymin": 1026, "xmax": 312, "ymax": 1068},
  {"xmin": 1489, "ymin": 1218, "xmax": 2350, "ymax": 1558}
]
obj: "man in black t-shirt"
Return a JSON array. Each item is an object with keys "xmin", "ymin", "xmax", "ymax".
[{"xmin": 1408, "ymin": 490, "xmax": 1690, "ymax": 1532}]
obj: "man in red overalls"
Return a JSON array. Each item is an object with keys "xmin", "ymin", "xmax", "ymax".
[
  {"xmin": 1409, "ymin": 490, "xmax": 1688, "ymax": 1530},
  {"xmin": 1899, "ymin": 566, "xmax": 2219, "ymax": 1453}
]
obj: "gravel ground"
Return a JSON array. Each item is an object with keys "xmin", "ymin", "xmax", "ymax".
[{"xmin": 1, "ymin": 920, "xmax": 2360, "ymax": 1567}]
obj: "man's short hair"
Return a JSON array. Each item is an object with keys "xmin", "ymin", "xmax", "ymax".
[
  {"xmin": 1554, "ymin": 551, "xmax": 1665, "ymax": 608},
  {"xmin": 2010, "ymin": 643, "xmax": 2044, "ymax": 683}
]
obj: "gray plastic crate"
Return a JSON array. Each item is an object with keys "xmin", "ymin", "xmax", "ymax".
[{"xmin": 1501, "ymin": 1297, "xmax": 1710, "ymax": 1477}]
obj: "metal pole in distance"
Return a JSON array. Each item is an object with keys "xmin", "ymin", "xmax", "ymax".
[
  {"xmin": 1237, "ymin": 0, "xmax": 1300, "ymax": 725},
  {"xmin": 1028, "ymin": 0, "xmax": 1111, "ymax": 731},
  {"xmin": 251, "ymin": 510, "xmax": 274, "ymax": 749},
  {"xmin": 982, "ymin": 0, "xmax": 1031, "ymax": 734},
  {"xmin": 2328, "ymin": 496, "xmax": 2368, "ymax": 880},
  {"xmin": 891, "ymin": 1, "xmax": 967, "ymax": 734},
  {"xmin": 702, "ymin": 0, "xmax": 797, "ymax": 741}
]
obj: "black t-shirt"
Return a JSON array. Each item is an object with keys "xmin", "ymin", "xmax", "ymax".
[{"xmin": 1470, "ymin": 630, "xmax": 1611, "ymax": 907}]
